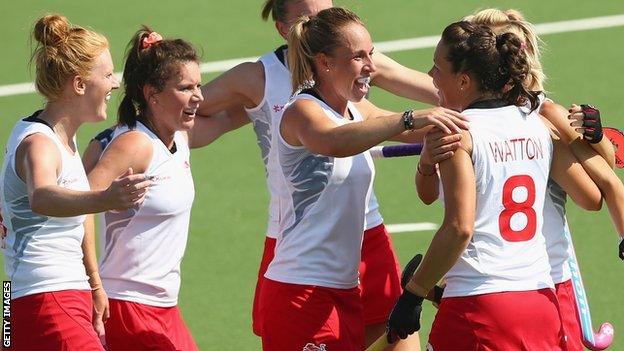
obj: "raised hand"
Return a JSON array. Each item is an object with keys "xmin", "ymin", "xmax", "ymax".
[
  {"xmin": 569, "ymin": 104, "xmax": 603, "ymax": 143},
  {"xmin": 420, "ymin": 129, "xmax": 462, "ymax": 167},
  {"xmin": 411, "ymin": 107, "xmax": 469, "ymax": 134}
]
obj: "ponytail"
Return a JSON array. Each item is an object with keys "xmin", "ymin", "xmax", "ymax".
[
  {"xmin": 118, "ymin": 26, "xmax": 199, "ymax": 128},
  {"xmin": 261, "ymin": 0, "xmax": 287, "ymax": 22},
  {"xmin": 286, "ymin": 7, "xmax": 363, "ymax": 93},
  {"xmin": 288, "ymin": 17, "xmax": 315, "ymax": 93},
  {"xmin": 441, "ymin": 21, "xmax": 537, "ymax": 110},
  {"xmin": 496, "ymin": 32, "xmax": 538, "ymax": 110},
  {"xmin": 465, "ymin": 8, "xmax": 546, "ymax": 91}
]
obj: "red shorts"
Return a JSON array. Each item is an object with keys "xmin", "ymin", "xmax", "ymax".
[
  {"xmin": 359, "ymin": 223, "xmax": 403, "ymax": 325},
  {"xmin": 252, "ymin": 236, "xmax": 277, "ymax": 336},
  {"xmin": 11, "ymin": 289, "xmax": 104, "ymax": 351},
  {"xmin": 105, "ymin": 299, "xmax": 198, "ymax": 351},
  {"xmin": 252, "ymin": 224, "xmax": 402, "ymax": 335},
  {"xmin": 428, "ymin": 289, "xmax": 567, "ymax": 351},
  {"xmin": 556, "ymin": 279, "xmax": 583, "ymax": 351},
  {"xmin": 259, "ymin": 278, "xmax": 364, "ymax": 351}
]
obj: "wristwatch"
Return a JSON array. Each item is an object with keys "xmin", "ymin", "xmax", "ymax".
[{"xmin": 402, "ymin": 109, "xmax": 414, "ymax": 130}]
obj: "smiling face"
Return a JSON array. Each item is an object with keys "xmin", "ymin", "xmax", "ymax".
[
  {"xmin": 148, "ymin": 60, "xmax": 203, "ymax": 135},
  {"xmin": 276, "ymin": 0, "xmax": 333, "ymax": 39},
  {"xmin": 82, "ymin": 49, "xmax": 119, "ymax": 122},
  {"xmin": 429, "ymin": 41, "xmax": 465, "ymax": 111},
  {"xmin": 318, "ymin": 22, "xmax": 376, "ymax": 103}
]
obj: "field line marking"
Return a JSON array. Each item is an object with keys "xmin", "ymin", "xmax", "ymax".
[
  {"xmin": 386, "ymin": 222, "xmax": 438, "ymax": 233},
  {"xmin": 1, "ymin": 14, "xmax": 623, "ymax": 98}
]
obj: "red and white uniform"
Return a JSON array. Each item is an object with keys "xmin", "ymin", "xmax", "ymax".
[
  {"xmin": 1, "ymin": 112, "xmax": 102, "ymax": 350},
  {"xmin": 99, "ymin": 122, "xmax": 198, "ymax": 351},
  {"xmin": 443, "ymin": 104, "xmax": 554, "ymax": 297},
  {"xmin": 259, "ymin": 94, "xmax": 374, "ymax": 351},
  {"xmin": 543, "ymin": 162, "xmax": 582, "ymax": 351},
  {"xmin": 537, "ymin": 92, "xmax": 582, "ymax": 350},
  {"xmin": 429, "ymin": 102, "xmax": 566, "ymax": 350},
  {"xmin": 250, "ymin": 47, "xmax": 401, "ymax": 335}
]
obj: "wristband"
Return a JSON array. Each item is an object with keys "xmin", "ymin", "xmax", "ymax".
[
  {"xmin": 581, "ymin": 104, "xmax": 603, "ymax": 144},
  {"xmin": 403, "ymin": 110, "xmax": 414, "ymax": 130},
  {"xmin": 401, "ymin": 289, "xmax": 425, "ymax": 306}
]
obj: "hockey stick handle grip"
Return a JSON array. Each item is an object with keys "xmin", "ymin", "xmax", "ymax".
[{"xmin": 370, "ymin": 144, "xmax": 423, "ymax": 158}]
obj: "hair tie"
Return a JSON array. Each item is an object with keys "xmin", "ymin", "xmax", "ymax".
[
  {"xmin": 142, "ymin": 32, "xmax": 163, "ymax": 49},
  {"xmin": 520, "ymin": 41, "xmax": 527, "ymax": 51}
]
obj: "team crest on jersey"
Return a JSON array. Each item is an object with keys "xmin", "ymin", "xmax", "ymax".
[
  {"xmin": 273, "ymin": 104, "xmax": 285, "ymax": 113},
  {"xmin": 302, "ymin": 343, "xmax": 327, "ymax": 351}
]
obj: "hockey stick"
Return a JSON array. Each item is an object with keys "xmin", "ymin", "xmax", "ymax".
[
  {"xmin": 603, "ymin": 127, "xmax": 623, "ymax": 169},
  {"xmin": 565, "ymin": 226, "xmax": 614, "ymax": 350},
  {"xmin": 369, "ymin": 144, "xmax": 422, "ymax": 159}
]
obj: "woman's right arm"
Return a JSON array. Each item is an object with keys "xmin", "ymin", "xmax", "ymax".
[
  {"xmin": 406, "ymin": 130, "xmax": 476, "ymax": 296},
  {"xmin": 280, "ymin": 100, "xmax": 468, "ymax": 158},
  {"xmin": 543, "ymin": 102, "xmax": 624, "ymax": 236},
  {"xmin": 415, "ymin": 129, "xmax": 462, "ymax": 205},
  {"xmin": 15, "ymin": 134, "xmax": 150, "ymax": 217},
  {"xmin": 87, "ymin": 131, "xmax": 153, "ymax": 194},
  {"xmin": 197, "ymin": 61, "xmax": 265, "ymax": 115}
]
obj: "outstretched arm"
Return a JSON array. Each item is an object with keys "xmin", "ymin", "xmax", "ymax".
[
  {"xmin": 281, "ymin": 99, "xmax": 467, "ymax": 158},
  {"xmin": 189, "ymin": 105, "xmax": 251, "ymax": 149},
  {"xmin": 371, "ymin": 52, "xmax": 439, "ymax": 106}
]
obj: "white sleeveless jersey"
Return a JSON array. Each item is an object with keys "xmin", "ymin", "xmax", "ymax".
[
  {"xmin": 443, "ymin": 103, "xmax": 554, "ymax": 298},
  {"xmin": 1, "ymin": 113, "xmax": 90, "ymax": 299},
  {"xmin": 266, "ymin": 94, "xmax": 375, "ymax": 288},
  {"xmin": 543, "ymin": 179, "xmax": 572, "ymax": 283},
  {"xmin": 247, "ymin": 46, "xmax": 382, "ymax": 237},
  {"xmin": 99, "ymin": 122, "xmax": 195, "ymax": 307},
  {"xmin": 536, "ymin": 94, "xmax": 572, "ymax": 284}
]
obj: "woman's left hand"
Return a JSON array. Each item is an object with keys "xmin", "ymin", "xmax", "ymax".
[
  {"xmin": 569, "ymin": 103, "xmax": 603, "ymax": 143},
  {"xmin": 92, "ymin": 287, "xmax": 110, "ymax": 348}
]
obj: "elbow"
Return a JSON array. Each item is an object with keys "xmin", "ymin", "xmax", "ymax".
[
  {"xmin": 29, "ymin": 191, "xmax": 49, "ymax": 216},
  {"xmin": 579, "ymin": 194, "xmax": 603, "ymax": 211},
  {"xmin": 444, "ymin": 221, "xmax": 473, "ymax": 243},
  {"xmin": 318, "ymin": 144, "xmax": 352, "ymax": 158},
  {"xmin": 418, "ymin": 192, "xmax": 437, "ymax": 205}
]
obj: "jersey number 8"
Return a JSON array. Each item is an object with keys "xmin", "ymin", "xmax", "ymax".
[{"xmin": 499, "ymin": 175, "xmax": 536, "ymax": 242}]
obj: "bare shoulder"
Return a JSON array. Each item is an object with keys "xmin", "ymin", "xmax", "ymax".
[
  {"xmin": 19, "ymin": 132, "xmax": 59, "ymax": 152},
  {"xmin": 539, "ymin": 100, "xmax": 567, "ymax": 120},
  {"xmin": 284, "ymin": 98, "xmax": 320, "ymax": 118},
  {"xmin": 100, "ymin": 130, "xmax": 153, "ymax": 173}
]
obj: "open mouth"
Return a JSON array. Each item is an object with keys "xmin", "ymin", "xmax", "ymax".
[
  {"xmin": 355, "ymin": 76, "xmax": 371, "ymax": 94},
  {"xmin": 105, "ymin": 92, "xmax": 112, "ymax": 102},
  {"xmin": 183, "ymin": 109, "xmax": 197, "ymax": 118}
]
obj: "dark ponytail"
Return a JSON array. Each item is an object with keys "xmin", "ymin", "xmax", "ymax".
[
  {"xmin": 261, "ymin": 0, "xmax": 288, "ymax": 22},
  {"xmin": 441, "ymin": 21, "xmax": 538, "ymax": 110},
  {"xmin": 118, "ymin": 26, "xmax": 199, "ymax": 128},
  {"xmin": 496, "ymin": 32, "xmax": 538, "ymax": 110}
]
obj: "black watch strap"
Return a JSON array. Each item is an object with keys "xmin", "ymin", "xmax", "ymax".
[{"xmin": 403, "ymin": 110, "xmax": 414, "ymax": 130}]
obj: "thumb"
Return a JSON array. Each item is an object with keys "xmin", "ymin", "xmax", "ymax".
[{"xmin": 119, "ymin": 167, "xmax": 133, "ymax": 178}]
